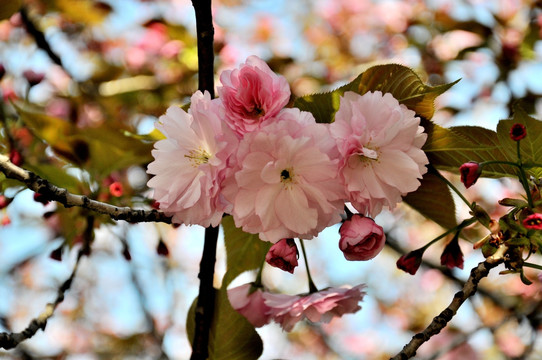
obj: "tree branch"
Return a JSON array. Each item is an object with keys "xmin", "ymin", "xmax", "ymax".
[
  {"xmin": 0, "ymin": 154, "xmax": 171, "ymax": 223},
  {"xmin": 391, "ymin": 255, "xmax": 504, "ymax": 360},
  {"xmin": 0, "ymin": 215, "xmax": 93, "ymax": 350},
  {"xmin": 189, "ymin": 1, "xmax": 218, "ymax": 359}
]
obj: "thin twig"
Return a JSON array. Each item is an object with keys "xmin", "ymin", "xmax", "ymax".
[
  {"xmin": 0, "ymin": 154, "xmax": 171, "ymax": 223},
  {"xmin": 0, "ymin": 215, "xmax": 94, "ymax": 349},
  {"xmin": 391, "ymin": 254, "xmax": 504, "ymax": 360}
]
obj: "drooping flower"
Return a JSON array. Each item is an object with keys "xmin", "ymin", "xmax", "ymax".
[
  {"xmin": 265, "ymin": 238, "xmax": 299, "ymax": 273},
  {"xmin": 330, "ymin": 91, "xmax": 428, "ymax": 217},
  {"xmin": 440, "ymin": 236, "xmax": 464, "ymax": 269},
  {"xmin": 339, "ymin": 214, "xmax": 386, "ymax": 261},
  {"xmin": 223, "ymin": 109, "xmax": 345, "ymax": 242},
  {"xmin": 396, "ymin": 248, "xmax": 424, "ymax": 275},
  {"xmin": 147, "ymin": 91, "xmax": 234, "ymax": 227},
  {"xmin": 509, "ymin": 123, "xmax": 526, "ymax": 141},
  {"xmin": 228, "ymin": 283, "xmax": 272, "ymax": 327},
  {"xmin": 217, "ymin": 55, "xmax": 291, "ymax": 137},
  {"xmin": 263, "ymin": 284, "xmax": 366, "ymax": 331},
  {"xmin": 523, "ymin": 213, "xmax": 542, "ymax": 230},
  {"xmin": 459, "ymin": 162, "xmax": 481, "ymax": 188}
]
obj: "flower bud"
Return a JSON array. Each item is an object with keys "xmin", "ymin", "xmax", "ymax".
[
  {"xmin": 9, "ymin": 149, "xmax": 23, "ymax": 166},
  {"xmin": 523, "ymin": 213, "xmax": 542, "ymax": 230},
  {"xmin": 1, "ymin": 216, "xmax": 11, "ymax": 226},
  {"xmin": 396, "ymin": 249, "xmax": 424, "ymax": 275},
  {"xmin": 339, "ymin": 214, "xmax": 385, "ymax": 261},
  {"xmin": 23, "ymin": 70, "xmax": 45, "ymax": 87},
  {"xmin": 227, "ymin": 283, "xmax": 271, "ymax": 327},
  {"xmin": 109, "ymin": 182, "xmax": 124, "ymax": 197},
  {"xmin": 0, "ymin": 195, "xmax": 11, "ymax": 209},
  {"xmin": 459, "ymin": 161, "xmax": 481, "ymax": 188},
  {"xmin": 509, "ymin": 123, "xmax": 526, "ymax": 141},
  {"xmin": 265, "ymin": 238, "xmax": 298, "ymax": 273},
  {"xmin": 440, "ymin": 236, "xmax": 464, "ymax": 269}
]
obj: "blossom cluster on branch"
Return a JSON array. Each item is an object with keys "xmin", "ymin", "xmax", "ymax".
[{"xmin": 146, "ymin": 55, "xmax": 428, "ymax": 243}]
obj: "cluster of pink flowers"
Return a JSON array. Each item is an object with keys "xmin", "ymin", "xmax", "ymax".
[
  {"xmin": 227, "ymin": 282, "xmax": 366, "ymax": 331},
  {"xmin": 147, "ymin": 55, "xmax": 429, "ymax": 244}
]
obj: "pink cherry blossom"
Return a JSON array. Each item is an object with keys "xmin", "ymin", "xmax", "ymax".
[
  {"xmin": 339, "ymin": 214, "xmax": 386, "ymax": 261},
  {"xmin": 330, "ymin": 91, "xmax": 428, "ymax": 217},
  {"xmin": 263, "ymin": 284, "xmax": 366, "ymax": 331},
  {"xmin": 217, "ymin": 55, "xmax": 291, "ymax": 137},
  {"xmin": 227, "ymin": 284, "xmax": 272, "ymax": 327},
  {"xmin": 222, "ymin": 109, "xmax": 345, "ymax": 242},
  {"xmin": 146, "ymin": 91, "xmax": 234, "ymax": 227},
  {"xmin": 265, "ymin": 238, "xmax": 299, "ymax": 273}
]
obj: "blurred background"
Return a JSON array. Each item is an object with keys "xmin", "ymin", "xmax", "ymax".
[{"xmin": 1, "ymin": 0, "xmax": 542, "ymax": 359}]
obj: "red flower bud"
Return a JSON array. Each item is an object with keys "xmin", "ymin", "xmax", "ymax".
[
  {"xmin": 339, "ymin": 214, "xmax": 385, "ymax": 261},
  {"xmin": 157, "ymin": 239, "xmax": 169, "ymax": 256},
  {"xmin": 265, "ymin": 238, "xmax": 298, "ymax": 273},
  {"xmin": 523, "ymin": 213, "xmax": 542, "ymax": 230},
  {"xmin": 509, "ymin": 123, "xmax": 526, "ymax": 141},
  {"xmin": 9, "ymin": 149, "xmax": 23, "ymax": 166},
  {"xmin": 0, "ymin": 195, "xmax": 11, "ymax": 209},
  {"xmin": 23, "ymin": 70, "xmax": 45, "ymax": 87},
  {"xmin": 440, "ymin": 236, "xmax": 464, "ymax": 269},
  {"xmin": 33, "ymin": 192, "xmax": 50, "ymax": 205},
  {"xmin": 396, "ymin": 249, "xmax": 424, "ymax": 275},
  {"xmin": 459, "ymin": 161, "xmax": 481, "ymax": 188},
  {"xmin": 109, "ymin": 182, "xmax": 124, "ymax": 197},
  {"xmin": 1, "ymin": 216, "xmax": 11, "ymax": 226}
]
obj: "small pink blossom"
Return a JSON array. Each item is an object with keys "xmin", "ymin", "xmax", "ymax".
[
  {"xmin": 339, "ymin": 214, "xmax": 386, "ymax": 261},
  {"xmin": 265, "ymin": 238, "xmax": 298, "ymax": 273},
  {"xmin": 263, "ymin": 284, "xmax": 366, "ymax": 331},
  {"xmin": 217, "ymin": 55, "xmax": 290, "ymax": 137},
  {"xmin": 228, "ymin": 284, "xmax": 272, "ymax": 327},
  {"xmin": 223, "ymin": 109, "xmax": 345, "ymax": 242},
  {"xmin": 330, "ymin": 91, "xmax": 428, "ymax": 217},
  {"xmin": 147, "ymin": 91, "xmax": 235, "ymax": 227}
]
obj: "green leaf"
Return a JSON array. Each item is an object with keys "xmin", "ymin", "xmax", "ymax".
[
  {"xmin": 496, "ymin": 105, "xmax": 542, "ymax": 178},
  {"xmin": 294, "ymin": 64, "xmax": 458, "ymax": 123},
  {"xmin": 357, "ymin": 64, "xmax": 459, "ymax": 119},
  {"xmin": 16, "ymin": 104, "xmax": 154, "ymax": 176},
  {"xmin": 403, "ymin": 172, "xmax": 457, "ymax": 229},
  {"xmin": 186, "ymin": 289, "xmax": 264, "ymax": 360},
  {"xmin": 222, "ymin": 216, "xmax": 271, "ymax": 286},
  {"xmin": 423, "ymin": 121, "xmax": 515, "ymax": 178}
]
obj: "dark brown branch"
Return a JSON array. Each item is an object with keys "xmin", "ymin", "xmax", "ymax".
[
  {"xmin": 20, "ymin": 7, "xmax": 64, "ymax": 70},
  {"xmin": 189, "ymin": 1, "xmax": 218, "ymax": 359},
  {"xmin": 0, "ymin": 215, "xmax": 93, "ymax": 349},
  {"xmin": 192, "ymin": 0, "xmax": 215, "ymax": 98},
  {"xmin": 390, "ymin": 253, "xmax": 505, "ymax": 360},
  {"xmin": 0, "ymin": 154, "xmax": 172, "ymax": 224}
]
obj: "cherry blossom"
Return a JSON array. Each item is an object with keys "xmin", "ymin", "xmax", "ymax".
[
  {"xmin": 339, "ymin": 214, "xmax": 386, "ymax": 261},
  {"xmin": 263, "ymin": 284, "xmax": 366, "ymax": 331},
  {"xmin": 265, "ymin": 238, "xmax": 299, "ymax": 273},
  {"xmin": 330, "ymin": 91, "xmax": 428, "ymax": 217},
  {"xmin": 146, "ymin": 91, "xmax": 234, "ymax": 227},
  {"xmin": 228, "ymin": 284, "xmax": 272, "ymax": 327},
  {"xmin": 223, "ymin": 109, "xmax": 345, "ymax": 242},
  {"xmin": 217, "ymin": 55, "xmax": 291, "ymax": 137}
]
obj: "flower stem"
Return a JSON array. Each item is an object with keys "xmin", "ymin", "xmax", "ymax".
[
  {"xmin": 421, "ymin": 217, "xmax": 476, "ymax": 251},
  {"xmin": 523, "ymin": 262, "xmax": 542, "ymax": 271},
  {"xmin": 299, "ymin": 240, "xmax": 318, "ymax": 293},
  {"xmin": 429, "ymin": 165, "xmax": 473, "ymax": 210}
]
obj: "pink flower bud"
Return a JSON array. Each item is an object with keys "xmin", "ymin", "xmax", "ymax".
[
  {"xmin": 509, "ymin": 123, "xmax": 526, "ymax": 141},
  {"xmin": 459, "ymin": 161, "xmax": 481, "ymax": 188},
  {"xmin": 23, "ymin": 70, "xmax": 45, "ymax": 87},
  {"xmin": 9, "ymin": 149, "xmax": 23, "ymax": 166},
  {"xmin": 396, "ymin": 249, "xmax": 424, "ymax": 275},
  {"xmin": 228, "ymin": 283, "xmax": 272, "ymax": 327},
  {"xmin": 339, "ymin": 214, "xmax": 385, "ymax": 261},
  {"xmin": 523, "ymin": 213, "xmax": 542, "ymax": 230},
  {"xmin": 1, "ymin": 216, "xmax": 11, "ymax": 226},
  {"xmin": 440, "ymin": 237, "xmax": 464, "ymax": 269},
  {"xmin": 0, "ymin": 195, "xmax": 11, "ymax": 209},
  {"xmin": 109, "ymin": 182, "xmax": 124, "ymax": 197},
  {"xmin": 265, "ymin": 238, "xmax": 298, "ymax": 273}
]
